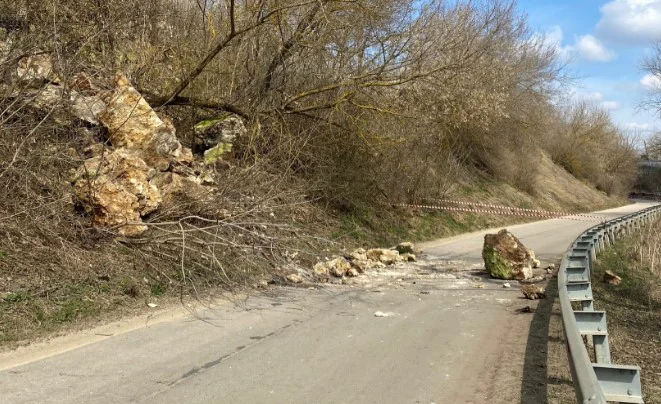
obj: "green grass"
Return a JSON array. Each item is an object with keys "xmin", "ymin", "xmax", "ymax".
[
  {"xmin": 150, "ymin": 283, "xmax": 166, "ymax": 296},
  {"xmin": 2, "ymin": 291, "xmax": 29, "ymax": 303}
]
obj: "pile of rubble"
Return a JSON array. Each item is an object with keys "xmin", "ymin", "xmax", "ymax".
[
  {"xmin": 12, "ymin": 55, "xmax": 245, "ymax": 236},
  {"xmin": 290, "ymin": 242, "xmax": 420, "ymax": 283}
]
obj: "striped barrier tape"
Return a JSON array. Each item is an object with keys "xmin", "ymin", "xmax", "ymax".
[
  {"xmin": 424, "ymin": 198, "xmax": 604, "ymax": 220},
  {"xmin": 393, "ymin": 203, "xmax": 603, "ymax": 222}
]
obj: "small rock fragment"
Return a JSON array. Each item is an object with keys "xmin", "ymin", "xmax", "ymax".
[
  {"xmin": 347, "ymin": 248, "xmax": 368, "ymax": 262},
  {"xmin": 521, "ymin": 285, "xmax": 546, "ymax": 300},
  {"xmin": 328, "ymin": 258, "xmax": 351, "ymax": 277},
  {"xmin": 395, "ymin": 242, "xmax": 415, "ymax": 254},
  {"xmin": 147, "ymin": 303, "xmax": 158, "ymax": 308},
  {"xmin": 286, "ymin": 273, "xmax": 303, "ymax": 284},
  {"xmin": 313, "ymin": 262, "xmax": 329, "ymax": 278},
  {"xmin": 374, "ymin": 311, "xmax": 394, "ymax": 317},
  {"xmin": 401, "ymin": 253, "xmax": 417, "ymax": 262},
  {"xmin": 346, "ymin": 267, "xmax": 360, "ymax": 277},
  {"xmin": 366, "ymin": 248, "xmax": 400, "ymax": 265},
  {"xmin": 545, "ymin": 264, "xmax": 556, "ymax": 275},
  {"xmin": 519, "ymin": 275, "xmax": 545, "ymax": 284},
  {"xmin": 603, "ymin": 270, "xmax": 622, "ymax": 285},
  {"xmin": 351, "ymin": 259, "xmax": 373, "ymax": 273},
  {"xmin": 503, "ymin": 282, "xmax": 511, "ymax": 288}
]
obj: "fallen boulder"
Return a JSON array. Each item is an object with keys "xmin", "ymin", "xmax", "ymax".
[
  {"xmin": 346, "ymin": 248, "xmax": 368, "ymax": 262},
  {"xmin": 69, "ymin": 74, "xmax": 205, "ymax": 235},
  {"xmin": 98, "ymin": 73, "xmax": 190, "ymax": 170},
  {"xmin": 19, "ymin": 74, "xmax": 106, "ymax": 126},
  {"xmin": 71, "ymin": 149, "xmax": 160, "ymax": 236},
  {"xmin": 482, "ymin": 229, "xmax": 535, "ymax": 280},
  {"xmin": 193, "ymin": 114, "xmax": 246, "ymax": 164}
]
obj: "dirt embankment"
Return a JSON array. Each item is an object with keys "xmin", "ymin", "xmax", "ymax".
[
  {"xmin": 0, "ymin": 158, "xmax": 623, "ymax": 349},
  {"xmin": 0, "ymin": 63, "xmax": 623, "ymax": 349}
]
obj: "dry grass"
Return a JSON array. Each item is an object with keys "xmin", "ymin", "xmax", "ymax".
[{"xmin": 593, "ymin": 226, "xmax": 661, "ymax": 403}]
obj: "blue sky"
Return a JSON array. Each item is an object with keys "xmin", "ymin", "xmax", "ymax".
[{"xmin": 517, "ymin": 0, "xmax": 661, "ymax": 138}]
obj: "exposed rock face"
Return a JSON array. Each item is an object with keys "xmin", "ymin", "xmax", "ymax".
[
  {"xmin": 193, "ymin": 114, "xmax": 246, "ymax": 164},
  {"xmin": 482, "ymin": 229, "xmax": 535, "ymax": 280},
  {"xmin": 98, "ymin": 74, "xmax": 189, "ymax": 170},
  {"xmin": 72, "ymin": 149, "xmax": 160, "ymax": 236}
]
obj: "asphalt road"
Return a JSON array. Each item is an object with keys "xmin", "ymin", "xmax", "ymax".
[{"xmin": 0, "ymin": 202, "xmax": 655, "ymax": 404}]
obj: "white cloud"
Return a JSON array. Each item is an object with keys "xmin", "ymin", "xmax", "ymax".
[
  {"xmin": 573, "ymin": 35, "xmax": 616, "ymax": 62},
  {"xmin": 596, "ymin": 0, "xmax": 661, "ymax": 45},
  {"xmin": 624, "ymin": 122, "xmax": 652, "ymax": 131},
  {"xmin": 568, "ymin": 87, "xmax": 604, "ymax": 102},
  {"xmin": 530, "ymin": 26, "xmax": 566, "ymax": 55},
  {"xmin": 601, "ymin": 100, "xmax": 621, "ymax": 110},
  {"xmin": 566, "ymin": 87, "xmax": 620, "ymax": 110},
  {"xmin": 532, "ymin": 27, "xmax": 615, "ymax": 63},
  {"xmin": 640, "ymin": 73, "xmax": 661, "ymax": 91}
]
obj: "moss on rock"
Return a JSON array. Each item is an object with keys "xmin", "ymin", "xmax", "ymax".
[
  {"xmin": 482, "ymin": 245, "xmax": 514, "ymax": 279},
  {"xmin": 193, "ymin": 113, "xmax": 232, "ymax": 134},
  {"xmin": 203, "ymin": 142, "xmax": 233, "ymax": 164}
]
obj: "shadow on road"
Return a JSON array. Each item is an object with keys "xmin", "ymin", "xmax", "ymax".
[{"xmin": 519, "ymin": 278, "xmax": 558, "ymax": 404}]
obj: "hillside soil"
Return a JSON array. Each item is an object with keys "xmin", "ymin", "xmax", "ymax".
[{"xmin": 0, "ymin": 153, "xmax": 624, "ymax": 349}]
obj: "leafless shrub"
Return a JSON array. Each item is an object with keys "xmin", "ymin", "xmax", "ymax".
[
  {"xmin": 0, "ymin": 0, "xmax": 641, "ymax": 306},
  {"xmin": 631, "ymin": 218, "xmax": 661, "ymax": 307},
  {"xmin": 546, "ymin": 101, "xmax": 638, "ymax": 195}
]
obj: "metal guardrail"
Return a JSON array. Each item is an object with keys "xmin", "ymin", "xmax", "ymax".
[{"xmin": 559, "ymin": 204, "xmax": 661, "ymax": 404}]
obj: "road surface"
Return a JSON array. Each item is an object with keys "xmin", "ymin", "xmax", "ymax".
[{"xmin": 0, "ymin": 202, "xmax": 655, "ymax": 404}]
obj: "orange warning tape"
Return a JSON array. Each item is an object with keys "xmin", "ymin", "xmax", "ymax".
[
  {"xmin": 427, "ymin": 198, "xmax": 603, "ymax": 220},
  {"xmin": 393, "ymin": 203, "xmax": 603, "ymax": 222}
]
